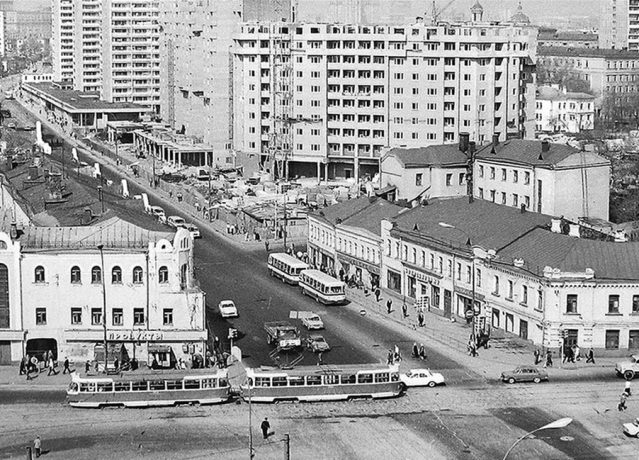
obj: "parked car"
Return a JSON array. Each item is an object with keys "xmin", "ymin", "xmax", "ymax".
[
  {"xmin": 301, "ymin": 313, "xmax": 324, "ymax": 330},
  {"xmin": 149, "ymin": 205, "xmax": 165, "ymax": 220},
  {"xmin": 167, "ymin": 215, "xmax": 186, "ymax": 228},
  {"xmin": 616, "ymin": 354, "xmax": 639, "ymax": 380},
  {"xmin": 186, "ymin": 223, "xmax": 201, "ymax": 239},
  {"xmin": 399, "ymin": 369, "xmax": 445, "ymax": 388},
  {"xmin": 623, "ymin": 418, "xmax": 639, "ymax": 437},
  {"xmin": 501, "ymin": 366, "xmax": 548, "ymax": 384},
  {"xmin": 218, "ymin": 300, "xmax": 238, "ymax": 318},
  {"xmin": 304, "ymin": 334, "xmax": 330, "ymax": 353}
]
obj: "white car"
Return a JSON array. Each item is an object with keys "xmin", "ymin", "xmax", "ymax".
[
  {"xmin": 186, "ymin": 223, "xmax": 201, "ymax": 239},
  {"xmin": 624, "ymin": 418, "xmax": 639, "ymax": 437},
  {"xmin": 167, "ymin": 215, "xmax": 186, "ymax": 228},
  {"xmin": 218, "ymin": 300, "xmax": 238, "ymax": 318},
  {"xmin": 301, "ymin": 313, "xmax": 324, "ymax": 330},
  {"xmin": 400, "ymin": 369, "xmax": 445, "ymax": 388},
  {"xmin": 149, "ymin": 206, "xmax": 166, "ymax": 223}
]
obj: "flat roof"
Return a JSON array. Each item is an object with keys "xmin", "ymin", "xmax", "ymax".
[
  {"xmin": 22, "ymin": 82, "xmax": 153, "ymax": 114},
  {"xmin": 539, "ymin": 46, "xmax": 639, "ymax": 60}
]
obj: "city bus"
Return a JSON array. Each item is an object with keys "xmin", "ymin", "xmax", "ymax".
[
  {"xmin": 267, "ymin": 253, "xmax": 308, "ymax": 285},
  {"xmin": 66, "ymin": 369, "xmax": 231, "ymax": 408},
  {"xmin": 241, "ymin": 364, "xmax": 404, "ymax": 403},
  {"xmin": 299, "ymin": 269, "xmax": 346, "ymax": 304}
]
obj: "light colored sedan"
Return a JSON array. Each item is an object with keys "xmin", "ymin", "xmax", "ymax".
[
  {"xmin": 167, "ymin": 215, "xmax": 186, "ymax": 228},
  {"xmin": 400, "ymin": 369, "xmax": 445, "ymax": 388},
  {"xmin": 624, "ymin": 418, "xmax": 639, "ymax": 437},
  {"xmin": 301, "ymin": 313, "xmax": 324, "ymax": 330},
  {"xmin": 218, "ymin": 300, "xmax": 238, "ymax": 318}
]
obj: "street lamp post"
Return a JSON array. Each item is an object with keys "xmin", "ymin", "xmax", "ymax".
[
  {"xmin": 97, "ymin": 244, "xmax": 108, "ymax": 373},
  {"xmin": 502, "ymin": 417, "xmax": 572, "ymax": 460}
]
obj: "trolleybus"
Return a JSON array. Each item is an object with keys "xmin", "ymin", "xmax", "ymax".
[
  {"xmin": 66, "ymin": 368, "xmax": 231, "ymax": 408},
  {"xmin": 267, "ymin": 253, "xmax": 308, "ymax": 284},
  {"xmin": 241, "ymin": 364, "xmax": 403, "ymax": 403},
  {"xmin": 299, "ymin": 269, "xmax": 346, "ymax": 304}
]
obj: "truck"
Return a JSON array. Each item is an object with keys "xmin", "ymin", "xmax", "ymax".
[
  {"xmin": 264, "ymin": 321, "xmax": 302, "ymax": 350},
  {"xmin": 616, "ymin": 354, "xmax": 639, "ymax": 380}
]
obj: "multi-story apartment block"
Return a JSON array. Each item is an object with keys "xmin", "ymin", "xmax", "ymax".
[
  {"xmin": 233, "ymin": 8, "xmax": 537, "ymax": 182},
  {"xmin": 51, "ymin": 0, "xmax": 160, "ymax": 110},
  {"xmin": 535, "ymin": 85, "xmax": 595, "ymax": 134},
  {"xmin": 599, "ymin": 0, "xmax": 629, "ymax": 49},
  {"xmin": 538, "ymin": 46, "xmax": 639, "ymax": 107},
  {"xmin": 538, "ymin": 28, "xmax": 598, "ymax": 49}
]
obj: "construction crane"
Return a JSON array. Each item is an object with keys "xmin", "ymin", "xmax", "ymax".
[{"xmin": 430, "ymin": 0, "xmax": 458, "ymax": 24}]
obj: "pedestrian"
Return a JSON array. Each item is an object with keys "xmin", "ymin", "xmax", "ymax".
[
  {"xmin": 573, "ymin": 344, "xmax": 581, "ymax": 361},
  {"xmin": 419, "ymin": 344, "xmax": 427, "ymax": 361},
  {"xmin": 387, "ymin": 349, "xmax": 394, "ymax": 365},
  {"xmin": 418, "ymin": 311, "xmax": 425, "ymax": 327},
  {"xmin": 402, "ymin": 303, "xmax": 408, "ymax": 318},
  {"xmin": 85, "ymin": 360, "xmax": 91, "ymax": 374},
  {"xmin": 339, "ymin": 268, "xmax": 345, "ymax": 281},
  {"xmin": 47, "ymin": 357, "xmax": 58, "ymax": 376},
  {"xmin": 19, "ymin": 356, "xmax": 26, "ymax": 375},
  {"xmin": 261, "ymin": 417, "xmax": 270, "ymax": 439},
  {"xmin": 545, "ymin": 349, "xmax": 553, "ymax": 368},
  {"xmin": 586, "ymin": 348, "xmax": 595, "ymax": 364},
  {"xmin": 375, "ymin": 287, "xmax": 381, "ymax": 302},
  {"xmin": 62, "ymin": 357, "xmax": 71, "ymax": 374},
  {"xmin": 317, "ymin": 352, "xmax": 324, "ymax": 366},
  {"xmin": 34, "ymin": 436, "xmax": 41, "ymax": 458},
  {"xmin": 386, "ymin": 299, "xmax": 392, "ymax": 314},
  {"xmin": 412, "ymin": 343, "xmax": 419, "ymax": 358},
  {"xmin": 264, "ymin": 240, "xmax": 270, "ymax": 252},
  {"xmin": 468, "ymin": 339, "xmax": 478, "ymax": 357},
  {"xmin": 625, "ymin": 380, "xmax": 632, "ymax": 397},
  {"xmin": 533, "ymin": 348, "xmax": 541, "ymax": 365},
  {"xmin": 619, "ymin": 392, "xmax": 629, "ymax": 411},
  {"xmin": 30, "ymin": 355, "xmax": 38, "ymax": 374},
  {"xmin": 113, "ymin": 358, "xmax": 119, "ymax": 370}
]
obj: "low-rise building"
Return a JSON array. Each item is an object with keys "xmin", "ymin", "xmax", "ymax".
[
  {"xmin": 0, "ymin": 216, "xmax": 206, "ymax": 366},
  {"xmin": 535, "ymin": 85, "xmax": 595, "ymax": 134},
  {"xmin": 538, "ymin": 28, "xmax": 598, "ymax": 48}
]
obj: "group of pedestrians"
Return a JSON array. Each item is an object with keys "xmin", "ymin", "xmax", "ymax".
[
  {"xmin": 412, "ymin": 343, "xmax": 427, "ymax": 361},
  {"xmin": 386, "ymin": 345, "xmax": 402, "ymax": 365},
  {"xmin": 19, "ymin": 351, "xmax": 69, "ymax": 380}
]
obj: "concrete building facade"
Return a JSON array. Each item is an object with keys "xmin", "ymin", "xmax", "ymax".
[
  {"xmin": 232, "ymin": 13, "xmax": 537, "ymax": 182},
  {"xmin": 599, "ymin": 0, "xmax": 629, "ymax": 49},
  {"xmin": 535, "ymin": 85, "xmax": 595, "ymax": 134}
]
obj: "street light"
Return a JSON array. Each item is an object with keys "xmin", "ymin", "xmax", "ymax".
[{"xmin": 502, "ymin": 417, "xmax": 572, "ymax": 460}]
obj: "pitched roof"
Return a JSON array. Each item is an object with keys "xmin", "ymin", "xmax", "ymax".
[
  {"xmin": 384, "ymin": 145, "xmax": 469, "ymax": 168},
  {"xmin": 312, "ymin": 196, "xmax": 403, "ymax": 235},
  {"xmin": 499, "ymin": 228, "xmax": 639, "ymax": 281},
  {"xmin": 391, "ymin": 197, "xmax": 552, "ymax": 252},
  {"xmin": 537, "ymin": 86, "xmax": 594, "ymax": 101},
  {"xmin": 475, "ymin": 139, "xmax": 580, "ymax": 167},
  {"xmin": 15, "ymin": 217, "xmax": 174, "ymax": 251}
]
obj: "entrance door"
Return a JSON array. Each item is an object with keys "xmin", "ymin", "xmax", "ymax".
[
  {"xmin": 443, "ymin": 290, "xmax": 452, "ymax": 318},
  {"xmin": 0, "ymin": 341, "xmax": 11, "ymax": 364},
  {"xmin": 26, "ymin": 338, "xmax": 58, "ymax": 361},
  {"xmin": 565, "ymin": 329, "xmax": 579, "ymax": 348},
  {"xmin": 519, "ymin": 320, "xmax": 528, "ymax": 340},
  {"xmin": 0, "ymin": 264, "xmax": 9, "ymax": 328}
]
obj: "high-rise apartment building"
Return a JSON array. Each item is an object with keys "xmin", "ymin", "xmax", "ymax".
[
  {"xmin": 598, "ymin": 0, "xmax": 639, "ymax": 50},
  {"xmin": 232, "ymin": 10, "xmax": 537, "ymax": 182},
  {"xmin": 51, "ymin": 0, "xmax": 160, "ymax": 111}
]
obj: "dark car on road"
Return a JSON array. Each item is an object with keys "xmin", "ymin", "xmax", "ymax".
[
  {"xmin": 501, "ymin": 366, "xmax": 548, "ymax": 384},
  {"xmin": 304, "ymin": 334, "xmax": 330, "ymax": 353}
]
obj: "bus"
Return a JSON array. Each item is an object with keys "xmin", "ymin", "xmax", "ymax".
[
  {"xmin": 299, "ymin": 269, "xmax": 346, "ymax": 304},
  {"xmin": 267, "ymin": 253, "xmax": 308, "ymax": 285},
  {"xmin": 241, "ymin": 364, "xmax": 403, "ymax": 403},
  {"xmin": 66, "ymin": 369, "xmax": 231, "ymax": 408}
]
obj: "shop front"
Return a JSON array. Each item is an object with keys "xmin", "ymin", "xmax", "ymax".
[
  {"xmin": 336, "ymin": 251, "xmax": 380, "ymax": 289},
  {"xmin": 307, "ymin": 242, "xmax": 335, "ymax": 272},
  {"xmin": 403, "ymin": 266, "xmax": 443, "ymax": 308}
]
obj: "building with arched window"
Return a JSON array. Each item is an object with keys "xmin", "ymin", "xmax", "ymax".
[{"xmin": 0, "ymin": 217, "xmax": 205, "ymax": 366}]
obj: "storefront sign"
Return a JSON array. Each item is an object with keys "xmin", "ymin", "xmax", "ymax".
[
  {"xmin": 108, "ymin": 330, "xmax": 165, "ymax": 342},
  {"xmin": 455, "ymin": 286, "xmax": 485, "ymax": 302},
  {"xmin": 336, "ymin": 251, "xmax": 380, "ymax": 275},
  {"xmin": 404, "ymin": 268, "xmax": 441, "ymax": 286}
]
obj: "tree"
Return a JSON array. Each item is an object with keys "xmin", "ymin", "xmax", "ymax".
[{"xmin": 536, "ymin": 60, "xmax": 593, "ymax": 94}]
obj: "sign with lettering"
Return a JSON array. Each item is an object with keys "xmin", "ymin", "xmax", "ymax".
[
  {"xmin": 108, "ymin": 330, "xmax": 165, "ymax": 342},
  {"xmin": 405, "ymin": 268, "xmax": 440, "ymax": 286}
]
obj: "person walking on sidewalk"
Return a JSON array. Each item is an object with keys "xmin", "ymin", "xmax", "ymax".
[
  {"xmin": 19, "ymin": 356, "xmax": 26, "ymax": 375},
  {"xmin": 261, "ymin": 418, "xmax": 270, "ymax": 439},
  {"xmin": 387, "ymin": 349, "xmax": 394, "ymax": 365},
  {"xmin": 264, "ymin": 240, "xmax": 270, "ymax": 252},
  {"xmin": 419, "ymin": 344, "xmax": 427, "ymax": 361},
  {"xmin": 619, "ymin": 392, "xmax": 629, "ymax": 411},
  {"xmin": 375, "ymin": 287, "xmax": 381, "ymax": 302},
  {"xmin": 625, "ymin": 380, "xmax": 632, "ymax": 397},
  {"xmin": 386, "ymin": 299, "xmax": 392, "ymax": 314},
  {"xmin": 62, "ymin": 357, "xmax": 71, "ymax": 374},
  {"xmin": 533, "ymin": 348, "xmax": 541, "ymax": 365},
  {"xmin": 33, "ymin": 436, "xmax": 41, "ymax": 458},
  {"xmin": 412, "ymin": 343, "xmax": 419, "ymax": 358},
  {"xmin": 586, "ymin": 348, "xmax": 595, "ymax": 364},
  {"xmin": 402, "ymin": 303, "xmax": 408, "ymax": 318},
  {"xmin": 47, "ymin": 357, "xmax": 58, "ymax": 376},
  {"xmin": 418, "ymin": 311, "xmax": 425, "ymax": 327},
  {"xmin": 544, "ymin": 349, "xmax": 553, "ymax": 368}
]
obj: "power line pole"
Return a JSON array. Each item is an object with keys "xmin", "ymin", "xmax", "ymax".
[{"xmin": 284, "ymin": 433, "xmax": 290, "ymax": 460}]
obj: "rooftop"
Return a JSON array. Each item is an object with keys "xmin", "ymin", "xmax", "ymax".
[
  {"xmin": 538, "ymin": 31, "xmax": 598, "ymax": 42},
  {"xmin": 22, "ymin": 83, "xmax": 153, "ymax": 113},
  {"xmin": 537, "ymin": 86, "xmax": 595, "ymax": 101},
  {"xmin": 475, "ymin": 139, "xmax": 588, "ymax": 167},
  {"xmin": 9, "ymin": 217, "xmax": 174, "ymax": 251},
  {"xmin": 383, "ymin": 145, "xmax": 469, "ymax": 168},
  {"xmin": 539, "ymin": 46, "xmax": 639, "ymax": 60},
  {"xmin": 339, "ymin": 197, "xmax": 404, "ymax": 236}
]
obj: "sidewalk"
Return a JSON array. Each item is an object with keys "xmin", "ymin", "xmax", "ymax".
[{"xmin": 344, "ymin": 286, "xmax": 618, "ymax": 379}]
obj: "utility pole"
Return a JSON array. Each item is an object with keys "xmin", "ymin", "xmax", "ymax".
[
  {"xmin": 283, "ymin": 198, "xmax": 287, "ymax": 250},
  {"xmin": 284, "ymin": 433, "xmax": 290, "ymax": 460},
  {"xmin": 248, "ymin": 386, "xmax": 253, "ymax": 459}
]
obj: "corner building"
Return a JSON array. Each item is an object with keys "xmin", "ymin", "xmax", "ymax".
[{"xmin": 232, "ymin": 14, "xmax": 537, "ymax": 182}]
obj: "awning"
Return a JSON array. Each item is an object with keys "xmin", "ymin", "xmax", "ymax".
[{"xmin": 375, "ymin": 185, "xmax": 396, "ymax": 196}]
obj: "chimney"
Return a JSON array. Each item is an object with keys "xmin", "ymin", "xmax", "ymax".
[
  {"xmin": 9, "ymin": 222, "xmax": 17, "ymax": 239},
  {"xmin": 459, "ymin": 132, "xmax": 470, "ymax": 152},
  {"xmin": 541, "ymin": 139, "xmax": 550, "ymax": 153},
  {"xmin": 614, "ymin": 230, "xmax": 628, "ymax": 242},
  {"xmin": 469, "ymin": 141, "xmax": 476, "ymax": 156},
  {"xmin": 416, "ymin": 16, "xmax": 423, "ymax": 24},
  {"xmin": 551, "ymin": 218, "xmax": 562, "ymax": 233},
  {"xmin": 492, "ymin": 133, "xmax": 500, "ymax": 148},
  {"xmin": 568, "ymin": 224, "xmax": 581, "ymax": 238},
  {"xmin": 513, "ymin": 258, "xmax": 525, "ymax": 268}
]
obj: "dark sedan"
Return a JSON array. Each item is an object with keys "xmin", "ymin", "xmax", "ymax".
[{"xmin": 501, "ymin": 366, "xmax": 548, "ymax": 384}]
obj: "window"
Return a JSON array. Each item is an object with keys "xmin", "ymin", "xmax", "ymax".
[
  {"xmin": 524, "ymin": 171, "xmax": 530, "ymax": 184},
  {"xmin": 132, "ymin": 266, "xmax": 143, "ymax": 284},
  {"xmin": 70, "ymin": 266, "xmax": 81, "ymax": 284},
  {"xmin": 34, "ymin": 266, "xmax": 45, "ymax": 283},
  {"xmin": 566, "ymin": 294, "xmax": 578, "ymax": 313},
  {"xmin": 416, "ymin": 173, "xmax": 423, "ymax": 186},
  {"xmin": 634, "ymin": 295, "xmax": 639, "ymax": 313},
  {"xmin": 476, "ymin": 269, "xmax": 482, "ymax": 287},
  {"xmin": 91, "ymin": 266, "xmax": 102, "ymax": 284},
  {"xmin": 605, "ymin": 330, "xmax": 620, "ymax": 349},
  {"xmin": 490, "ymin": 167, "xmax": 495, "ymax": 179},
  {"xmin": 36, "ymin": 307, "xmax": 46, "ymax": 325},
  {"xmin": 609, "ymin": 295, "xmax": 620, "ymax": 314},
  {"xmin": 112, "ymin": 266, "xmax": 122, "ymax": 284},
  {"xmin": 507, "ymin": 280, "xmax": 514, "ymax": 299},
  {"xmin": 112, "ymin": 308, "xmax": 123, "ymax": 326},
  {"xmin": 521, "ymin": 286, "xmax": 528, "ymax": 305},
  {"xmin": 479, "ymin": 166, "xmax": 484, "ymax": 178},
  {"xmin": 158, "ymin": 266, "xmax": 169, "ymax": 284},
  {"xmin": 446, "ymin": 174, "xmax": 452, "ymax": 186},
  {"xmin": 493, "ymin": 276, "xmax": 500, "ymax": 295},
  {"xmin": 163, "ymin": 308, "xmax": 173, "ymax": 326},
  {"xmin": 133, "ymin": 308, "xmax": 145, "ymax": 326},
  {"xmin": 513, "ymin": 170, "xmax": 519, "ymax": 183},
  {"xmin": 91, "ymin": 308, "xmax": 102, "ymax": 325},
  {"xmin": 501, "ymin": 169, "xmax": 507, "ymax": 181},
  {"xmin": 537, "ymin": 290, "xmax": 543, "ymax": 310},
  {"xmin": 71, "ymin": 307, "xmax": 82, "ymax": 325},
  {"xmin": 630, "ymin": 330, "xmax": 639, "ymax": 349}
]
